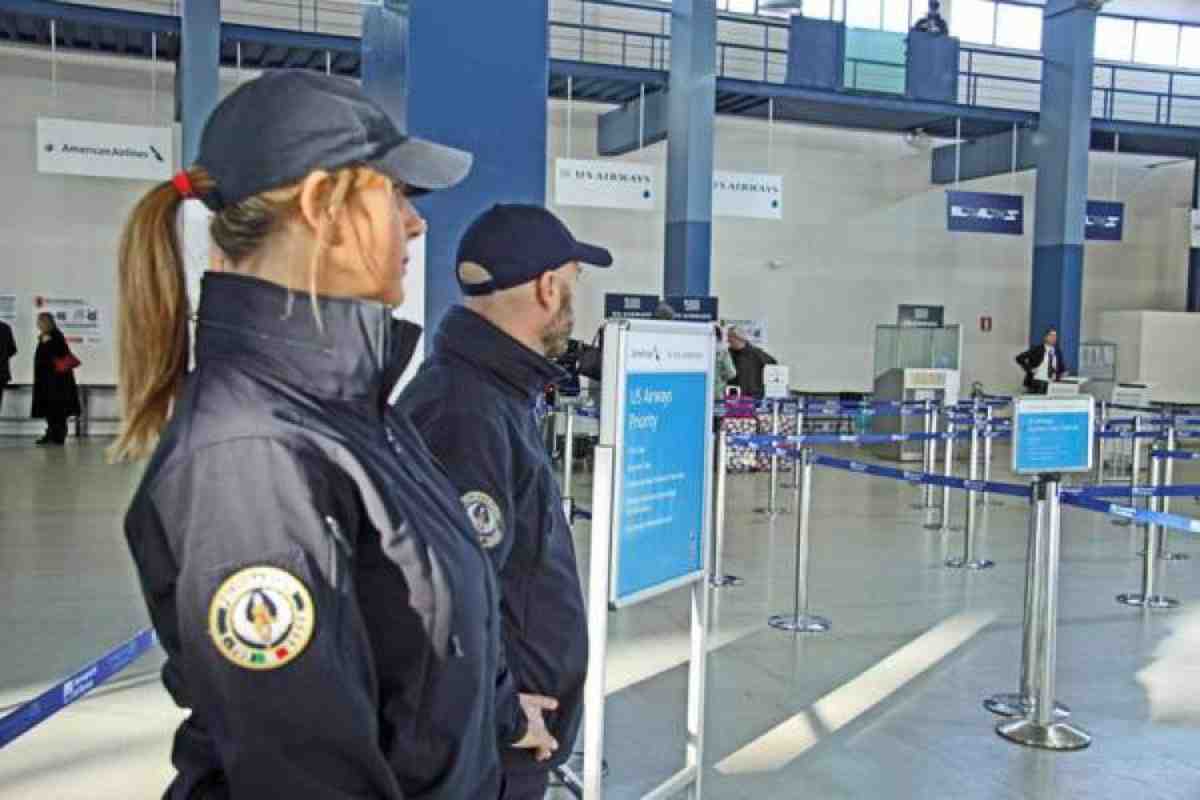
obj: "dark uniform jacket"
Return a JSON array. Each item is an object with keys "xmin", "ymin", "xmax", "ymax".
[
  {"xmin": 1016, "ymin": 344, "xmax": 1067, "ymax": 390},
  {"xmin": 124, "ymin": 274, "xmax": 506, "ymax": 800},
  {"xmin": 730, "ymin": 343, "xmax": 778, "ymax": 397},
  {"xmin": 398, "ymin": 306, "xmax": 589, "ymax": 777}
]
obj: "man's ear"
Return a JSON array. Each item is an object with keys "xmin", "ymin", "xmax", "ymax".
[{"xmin": 534, "ymin": 271, "xmax": 558, "ymax": 311}]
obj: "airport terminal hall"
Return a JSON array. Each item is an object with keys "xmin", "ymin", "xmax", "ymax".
[{"xmin": 8, "ymin": 0, "xmax": 1200, "ymax": 798}]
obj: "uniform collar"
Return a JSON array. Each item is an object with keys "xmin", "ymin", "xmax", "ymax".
[
  {"xmin": 195, "ymin": 272, "xmax": 422, "ymax": 410},
  {"xmin": 433, "ymin": 306, "xmax": 567, "ymax": 401}
]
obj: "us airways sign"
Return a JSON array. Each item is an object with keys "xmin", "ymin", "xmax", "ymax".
[
  {"xmin": 946, "ymin": 191, "xmax": 1023, "ymax": 235},
  {"xmin": 555, "ymin": 158, "xmax": 657, "ymax": 210},
  {"xmin": 37, "ymin": 118, "xmax": 173, "ymax": 181}
]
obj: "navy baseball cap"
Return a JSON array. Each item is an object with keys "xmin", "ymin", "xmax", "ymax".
[
  {"xmin": 193, "ymin": 71, "xmax": 472, "ymax": 211},
  {"xmin": 456, "ymin": 205, "xmax": 613, "ymax": 296}
]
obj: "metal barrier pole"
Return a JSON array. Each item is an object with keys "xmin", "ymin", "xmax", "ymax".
[
  {"xmin": 1113, "ymin": 417, "xmax": 1140, "ymax": 527},
  {"xmin": 1157, "ymin": 426, "xmax": 1188, "ymax": 561},
  {"xmin": 983, "ymin": 405, "xmax": 999, "ymax": 507},
  {"xmin": 784, "ymin": 405, "xmax": 803, "ymax": 489},
  {"xmin": 985, "ymin": 479, "xmax": 1069, "ymax": 719},
  {"xmin": 923, "ymin": 401, "xmax": 938, "ymax": 509},
  {"xmin": 1096, "ymin": 401, "xmax": 1108, "ymax": 484},
  {"xmin": 997, "ymin": 478, "xmax": 1091, "ymax": 750},
  {"xmin": 562, "ymin": 406, "xmax": 577, "ymax": 521},
  {"xmin": 947, "ymin": 420, "xmax": 993, "ymax": 570},
  {"xmin": 769, "ymin": 449, "xmax": 831, "ymax": 634},
  {"xmin": 927, "ymin": 417, "xmax": 955, "ymax": 532},
  {"xmin": 1118, "ymin": 452, "xmax": 1179, "ymax": 609},
  {"xmin": 711, "ymin": 430, "xmax": 742, "ymax": 588},
  {"xmin": 758, "ymin": 401, "xmax": 785, "ymax": 516},
  {"xmin": 914, "ymin": 400, "xmax": 932, "ymax": 510}
]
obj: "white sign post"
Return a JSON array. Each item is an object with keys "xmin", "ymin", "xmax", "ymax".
[
  {"xmin": 37, "ymin": 118, "xmax": 173, "ymax": 181},
  {"xmin": 584, "ymin": 319, "xmax": 714, "ymax": 799}
]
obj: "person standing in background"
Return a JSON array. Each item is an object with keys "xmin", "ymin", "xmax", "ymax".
[
  {"xmin": 728, "ymin": 326, "xmax": 777, "ymax": 398},
  {"xmin": 714, "ymin": 325, "xmax": 736, "ymax": 402},
  {"xmin": 1016, "ymin": 327, "xmax": 1067, "ymax": 394},
  {"xmin": 0, "ymin": 318, "xmax": 15, "ymax": 413},
  {"xmin": 31, "ymin": 312, "xmax": 80, "ymax": 445}
]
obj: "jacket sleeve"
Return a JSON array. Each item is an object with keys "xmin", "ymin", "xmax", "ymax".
[
  {"xmin": 1015, "ymin": 347, "xmax": 1031, "ymax": 372},
  {"xmin": 718, "ymin": 351, "xmax": 737, "ymax": 382},
  {"xmin": 143, "ymin": 439, "xmax": 405, "ymax": 799},
  {"xmin": 0, "ymin": 324, "xmax": 15, "ymax": 360},
  {"xmin": 412, "ymin": 411, "xmax": 528, "ymax": 746},
  {"xmin": 759, "ymin": 347, "xmax": 778, "ymax": 367}
]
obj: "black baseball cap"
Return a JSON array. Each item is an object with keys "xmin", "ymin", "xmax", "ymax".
[
  {"xmin": 193, "ymin": 71, "xmax": 472, "ymax": 211},
  {"xmin": 456, "ymin": 205, "xmax": 613, "ymax": 296}
]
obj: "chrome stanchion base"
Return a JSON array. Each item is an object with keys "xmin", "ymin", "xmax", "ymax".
[
  {"xmin": 983, "ymin": 693, "xmax": 1070, "ymax": 720},
  {"xmin": 996, "ymin": 719, "xmax": 1092, "ymax": 751},
  {"xmin": 755, "ymin": 506, "xmax": 790, "ymax": 517},
  {"xmin": 1116, "ymin": 593, "xmax": 1180, "ymax": 609},
  {"xmin": 710, "ymin": 574, "xmax": 744, "ymax": 588},
  {"xmin": 768, "ymin": 613, "xmax": 831, "ymax": 634},
  {"xmin": 946, "ymin": 557, "xmax": 995, "ymax": 570}
]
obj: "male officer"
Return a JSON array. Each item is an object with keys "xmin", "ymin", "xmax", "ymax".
[
  {"xmin": 1016, "ymin": 326, "xmax": 1068, "ymax": 394},
  {"xmin": 398, "ymin": 204, "xmax": 611, "ymax": 800}
]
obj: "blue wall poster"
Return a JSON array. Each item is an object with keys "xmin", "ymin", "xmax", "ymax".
[
  {"xmin": 946, "ymin": 191, "xmax": 1024, "ymax": 235},
  {"xmin": 1085, "ymin": 200, "xmax": 1124, "ymax": 242},
  {"xmin": 1012, "ymin": 396, "xmax": 1095, "ymax": 475},
  {"xmin": 665, "ymin": 296, "xmax": 720, "ymax": 323},
  {"xmin": 605, "ymin": 293, "xmax": 659, "ymax": 320}
]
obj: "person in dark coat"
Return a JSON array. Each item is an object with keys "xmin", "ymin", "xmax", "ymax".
[
  {"xmin": 728, "ymin": 326, "xmax": 777, "ymax": 397},
  {"xmin": 1016, "ymin": 327, "xmax": 1068, "ymax": 394},
  {"xmin": 0, "ymin": 319, "xmax": 15, "ymax": 413},
  {"xmin": 31, "ymin": 312, "xmax": 80, "ymax": 445}
]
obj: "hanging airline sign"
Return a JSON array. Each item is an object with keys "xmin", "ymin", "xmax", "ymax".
[
  {"xmin": 604, "ymin": 293, "xmax": 660, "ymax": 320},
  {"xmin": 665, "ymin": 296, "xmax": 719, "ymax": 323},
  {"xmin": 37, "ymin": 118, "xmax": 172, "ymax": 181},
  {"xmin": 712, "ymin": 172, "xmax": 783, "ymax": 220},
  {"xmin": 947, "ymin": 191, "xmax": 1023, "ymax": 235},
  {"xmin": 554, "ymin": 158, "xmax": 657, "ymax": 210},
  {"xmin": 1085, "ymin": 200, "xmax": 1124, "ymax": 242}
]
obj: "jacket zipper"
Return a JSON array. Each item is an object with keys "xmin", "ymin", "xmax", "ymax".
[{"xmin": 323, "ymin": 515, "xmax": 351, "ymax": 590}]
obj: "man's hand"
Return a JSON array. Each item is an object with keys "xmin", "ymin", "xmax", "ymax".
[{"xmin": 512, "ymin": 694, "xmax": 559, "ymax": 762}]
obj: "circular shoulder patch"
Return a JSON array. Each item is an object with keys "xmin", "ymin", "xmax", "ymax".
[
  {"xmin": 208, "ymin": 566, "xmax": 315, "ymax": 671},
  {"xmin": 462, "ymin": 491, "xmax": 505, "ymax": 550}
]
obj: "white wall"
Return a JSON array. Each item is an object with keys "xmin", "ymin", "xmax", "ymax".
[
  {"xmin": 548, "ymin": 99, "xmax": 1192, "ymax": 396},
  {"xmin": 0, "ymin": 43, "xmax": 1192, "ymax": 404}
]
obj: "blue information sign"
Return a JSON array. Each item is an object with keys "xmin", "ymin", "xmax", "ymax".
[
  {"xmin": 1012, "ymin": 396, "xmax": 1095, "ymax": 475},
  {"xmin": 1085, "ymin": 200, "xmax": 1124, "ymax": 242},
  {"xmin": 616, "ymin": 371, "xmax": 709, "ymax": 601},
  {"xmin": 947, "ymin": 191, "xmax": 1024, "ymax": 236},
  {"xmin": 604, "ymin": 293, "xmax": 659, "ymax": 320}
]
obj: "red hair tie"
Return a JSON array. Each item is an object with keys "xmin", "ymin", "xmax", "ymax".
[{"xmin": 172, "ymin": 171, "xmax": 197, "ymax": 199}]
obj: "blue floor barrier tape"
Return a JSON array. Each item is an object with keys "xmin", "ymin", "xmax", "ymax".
[
  {"xmin": 1154, "ymin": 450, "xmax": 1200, "ymax": 461},
  {"xmin": 1071, "ymin": 484, "xmax": 1200, "ymax": 499},
  {"xmin": 1060, "ymin": 493, "xmax": 1200, "ymax": 535},
  {"xmin": 727, "ymin": 431, "xmax": 966, "ymax": 449},
  {"xmin": 0, "ymin": 628, "xmax": 158, "ymax": 750},
  {"xmin": 810, "ymin": 454, "xmax": 1033, "ymax": 498}
]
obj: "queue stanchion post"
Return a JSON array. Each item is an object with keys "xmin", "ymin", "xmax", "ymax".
[
  {"xmin": 947, "ymin": 418, "xmax": 994, "ymax": 570},
  {"xmin": 769, "ymin": 448, "xmax": 831, "ymax": 634},
  {"xmin": 997, "ymin": 477, "xmax": 1091, "ymax": 750},
  {"xmin": 983, "ymin": 405, "xmax": 1001, "ymax": 507},
  {"xmin": 562, "ymin": 405, "xmax": 576, "ymax": 521},
  {"xmin": 913, "ymin": 399, "xmax": 933, "ymax": 510},
  {"xmin": 985, "ymin": 477, "xmax": 1070, "ymax": 719},
  {"xmin": 783, "ymin": 404, "xmax": 802, "ymax": 489},
  {"xmin": 927, "ymin": 416, "xmax": 955, "ymax": 533},
  {"xmin": 757, "ymin": 401, "xmax": 787, "ymax": 517},
  {"xmin": 1118, "ymin": 451, "xmax": 1180, "ymax": 609},
  {"xmin": 1157, "ymin": 426, "xmax": 1188, "ymax": 561},
  {"xmin": 1112, "ymin": 417, "xmax": 1140, "ymax": 528},
  {"xmin": 1095, "ymin": 401, "xmax": 1107, "ymax": 484},
  {"xmin": 710, "ymin": 429, "xmax": 742, "ymax": 588},
  {"xmin": 925, "ymin": 401, "xmax": 939, "ymax": 510}
]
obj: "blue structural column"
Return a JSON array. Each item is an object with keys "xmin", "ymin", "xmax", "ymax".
[
  {"xmin": 664, "ymin": 0, "xmax": 717, "ymax": 298},
  {"xmin": 361, "ymin": 1, "xmax": 409, "ymax": 130},
  {"xmin": 1029, "ymin": 0, "xmax": 1098, "ymax": 367},
  {"xmin": 1189, "ymin": 156, "xmax": 1200, "ymax": 312},
  {"xmin": 409, "ymin": 1, "xmax": 549, "ymax": 335},
  {"xmin": 178, "ymin": 0, "xmax": 220, "ymax": 166}
]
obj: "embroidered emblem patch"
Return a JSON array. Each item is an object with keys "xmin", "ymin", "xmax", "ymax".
[
  {"xmin": 462, "ymin": 491, "xmax": 505, "ymax": 550},
  {"xmin": 208, "ymin": 566, "xmax": 315, "ymax": 671}
]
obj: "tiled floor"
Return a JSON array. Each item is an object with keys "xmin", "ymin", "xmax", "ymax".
[{"xmin": 2, "ymin": 438, "xmax": 1199, "ymax": 799}]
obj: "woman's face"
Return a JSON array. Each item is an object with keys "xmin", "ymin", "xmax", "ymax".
[
  {"xmin": 342, "ymin": 178, "xmax": 427, "ymax": 307},
  {"xmin": 36, "ymin": 316, "xmax": 51, "ymax": 335}
]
